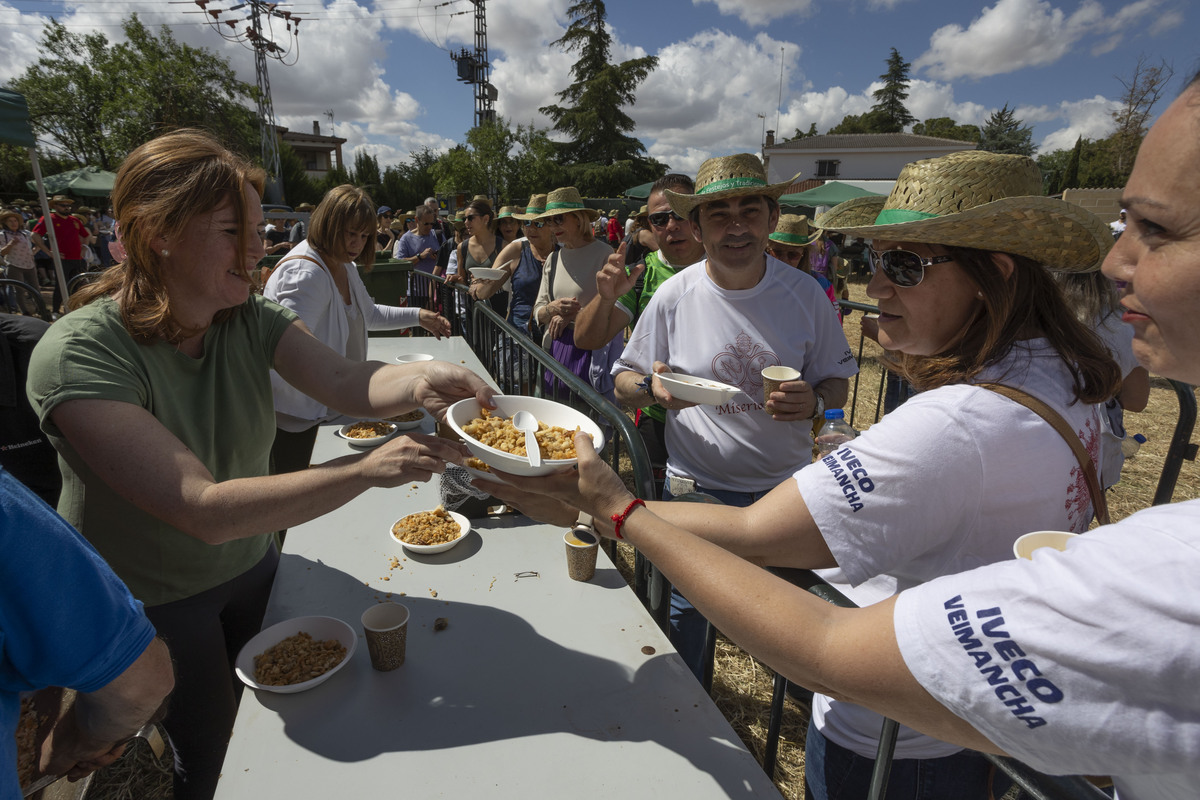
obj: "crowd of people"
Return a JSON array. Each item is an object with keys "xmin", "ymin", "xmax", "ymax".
[{"xmin": 3, "ymin": 67, "xmax": 1197, "ymax": 800}]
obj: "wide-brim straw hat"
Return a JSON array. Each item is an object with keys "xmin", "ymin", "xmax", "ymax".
[
  {"xmin": 634, "ymin": 205, "xmax": 648, "ymax": 219},
  {"xmin": 452, "ymin": 209, "xmax": 468, "ymax": 230},
  {"xmin": 534, "ymin": 187, "xmax": 600, "ymax": 222},
  {"xmin": 296, "ymin": 202, "xmax": 315, "ymax": 212},
  {"xmin": 0, "ymin": 209, "xmax": 23, "ymax": 227},
  {"xmin": 665, "ymin": 153, "xmax": 801, "ymax": 218},
  {"xmin": 815, "ymin": 150, "xmax": 1110, "ymax": 272},
  {"xmin": 514, "ymin": 193, "xmax": 548, "ymax": 221},
  {"xmin": 496, "ymin": 205, "xmax": 521, "ymax": 220},
  {"xmin": 50, "ymin": 194, "xmax": 74, "ymax": 207},
  {"xmin": 770, "ymin": 214, "xmax": 823, "ymax": 246}
]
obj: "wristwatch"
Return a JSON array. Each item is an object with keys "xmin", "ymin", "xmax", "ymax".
[
  {"xmin": 811, "ymin": 392, "xmax": 825, "ymax": 420},
  {"xmin": 637, "ymin": 373, "xmax": 654, "ymax": 396}
]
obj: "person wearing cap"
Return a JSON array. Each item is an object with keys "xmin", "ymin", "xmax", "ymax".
[
  {"xmin": 289, "ymin": 202, "xmax": 315, "ymax": 245},
  {"xmin": 768, "ymin": 214, "xmax": 840, "ymax": 319},
  {"xmin": 490, "ymin": 148, "xmax": 1122, "ymax": 800},
  {"xmin": 530, "ymin": 187, "xmax": 623, "ymax": 400},
  {"xmin": 374, "ymin": 205, "xmax": 395, "ymax": 251},
  {"xmin": 33, "ymin": 195, "xmax": 92, "ymax": 314}
]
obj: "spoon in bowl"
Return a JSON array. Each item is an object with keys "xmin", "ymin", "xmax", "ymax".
[{"xmin": 511, "ymin": 410, "xmax": 542, "ymax": 468}]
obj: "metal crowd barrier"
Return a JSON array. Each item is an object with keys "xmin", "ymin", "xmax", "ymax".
[{"xmin": 0, "ymin": 278, "xmax": 51, "ymax": 321}]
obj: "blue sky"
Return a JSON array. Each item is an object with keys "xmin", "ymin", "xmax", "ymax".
[{"xmin": 0, "ymin": 0, "xmax": 1194, "ymax": 175}]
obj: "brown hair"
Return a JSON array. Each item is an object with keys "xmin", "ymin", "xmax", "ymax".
[
  {"xmin": 72, "ymin": 129, "xmax": 265, "ymax": 343},
  {"xmin": 306, "ymin": 184, "xmax": 377, "ymax": 272},
  {"xmin": 894, "ymin": 247, "xmax": 1120, "ymax": 404},
  {"xmin": 465, "ymin": 198, "xmax": 496, "ymax": 234}
]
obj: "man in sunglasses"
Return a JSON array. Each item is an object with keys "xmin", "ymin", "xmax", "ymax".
[
  {"xmin": 574, "ymin": 174, "xmax": 707, "ymax": 495},
  {"xmin": 607, "ymin": 154, "xmax": 856, "ymax": 680}
]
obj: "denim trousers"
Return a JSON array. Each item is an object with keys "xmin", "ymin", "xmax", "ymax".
[
  {"xmin": 661, "ymin": 481, "xmax": 770, "ymax": 680},
  {"xmin": 805, "ymin": 718, "xmax": 1008, "ymax": 800}
]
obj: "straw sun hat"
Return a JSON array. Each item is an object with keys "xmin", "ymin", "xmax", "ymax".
[
  {"xmin": 665, "ymin": 153, "xmax": 801, "ymax": 218},
  {"xmin": 514, "ymin": 193, "xmax": 548, "ymax": 221},
  {"xmin": 534, "ymin": 187, "xmax": 600, "ymax": 222},
  {"xmin": 0, "ymin": 208, "xmax": 23, "ymax": 227},
  {"xmin": 770, "ymin": 214, "xmax": 823, "ymax": 246},
  {"xmin": 815, "ymin": 150, "xmax": 1110, "ymax": 272}
]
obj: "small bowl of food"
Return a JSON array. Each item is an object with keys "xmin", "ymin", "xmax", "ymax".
[
  {"xmin": 234, "ymin": 616, "xmax": 356, "ymax": 694},
  {"xmin": 390, "ymin": 506, "xmax": 470, "ymax": 554},
  {"xmin": 444, "ymin": 395, "xmax": 605, "ymax": 477},
  {"xmin": 337, "ymin": 420, "xmax": 398, "ymax": 447},
  {"xmin": 655, "ymin": 372, "xmax": 742, "ymax": 406},
  {"xmin": 385, "ymin": 409, "xmax": 427, "ymax": 430},
  {"xmin": 395, "ymin": 353, "xmax": 434, "ymax": 365}
]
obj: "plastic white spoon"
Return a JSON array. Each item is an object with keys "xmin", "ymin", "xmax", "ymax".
[{"xmin": 512, "ymin": 410, "xmax": 542, "ymax": 468}]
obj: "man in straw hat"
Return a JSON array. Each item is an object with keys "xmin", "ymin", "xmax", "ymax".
[
  {"xmin": 33, "ymin": 195, "xmax": 93, "ymax": 315},
  {"xmin": 609, "ymin": 153, "xmax": 857, "ymax": 678}
]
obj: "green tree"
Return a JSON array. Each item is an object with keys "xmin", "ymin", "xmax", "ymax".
[
  {"xmin": 870, "ymin": 48, "xmax": 916, "ymax": 133},
  {"xmin": 508, "ymin": 124, "xmax": 568, "ymax": 201},
  {"xmin": 911, "ymin": 117, "xmax": 981, "ymax": 142},
  {"xmin": 382, "ymin": 146, "xmax": 439, "ymax": 211},
  {"xmin": 790, "ymin": 123, "xmax": 819, "ymax": 140},
  {"xmin": 1037, "ymin": 137, "xmax": 1121, "ymax": 193},
  {"xmin": 11, "ymin": 15, "xmax": 258, "ymax": 169},
  {"xmin": 1060, "ymin": 136, "xmax": 1083, "ymax": 192},
  {"xmin": 351, "ymin": 151, "xmax": 383, "ymax": 191},
  {"xmin": 827, "ymin": 111, "xmax": 887, "ymax": 135},
  {"xmin": 978, "ymin": 104, "xmax": 1035, "ymax": 155},
  {"xmin": 538, "ymin": 0, "xmax": 659, "ymax": 185},
  {"xmin": 278, "ymin": 141, "xmax": 320, "ymax": 206}
]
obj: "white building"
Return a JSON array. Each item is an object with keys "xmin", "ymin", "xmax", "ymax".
[{"xmin": 763, "ymin": 132, "xmax": 977, "ymax": 186}]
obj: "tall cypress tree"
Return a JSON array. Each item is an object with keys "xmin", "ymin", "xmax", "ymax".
[
  {"xmin": 538, "ymin": 1, "xmax": 658, "ymax": 169},
  {"xmin": 870, "ymin": 48, "xmax": 916, "ymax": 133}
]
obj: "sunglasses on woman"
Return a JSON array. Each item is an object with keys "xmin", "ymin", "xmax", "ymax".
[
  {"xmin": 647, "ymin": 210, "xmax": 686, "ymax": 228},
  {"xmin": 867, "ymin": 248, "xmax": 954, "ymax": 288},
  {"xmin": 522, "ymin": 219, "xmax": 546, "ymax": 228},
  {"xmin": 546, "ymin": 214, "xmax": 569, "ymax": 226}
]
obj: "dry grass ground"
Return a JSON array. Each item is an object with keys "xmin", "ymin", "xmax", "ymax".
[{"xmin": 81, "ymin": 275, "xmax": 1199, "ymax": 799}]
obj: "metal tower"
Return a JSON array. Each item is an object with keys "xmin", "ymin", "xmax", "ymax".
[
  {"xmin": 196, "ymin": 0, "xmax": 304, "ymax": 203},
  {"xmin": 450, "ymin": 0, "xmax": 496, "ymax": 128}
]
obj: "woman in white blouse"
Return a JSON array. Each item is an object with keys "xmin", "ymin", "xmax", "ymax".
[{"xmin": 264, "ymin": 185, "xmax": 450, "ymax": 473}]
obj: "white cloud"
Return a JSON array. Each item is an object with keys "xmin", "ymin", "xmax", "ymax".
[
  {"xmin": 692, "ymin": 0, "xmax": 817, "ymax": 27},
  {"xmin": 0, "ymin": 5, "xmax": 50, "ymax": 84},
  {"xmin": 1029, "ymin": 95, "xmax": 1119, "ymax": 152},
  {"xmin": 1147, "ymin": 8, "xmax": 1185, "ymax": 36},
  {"xmin": 913, "ymin": 0, "xmax": 1118, "ymax": 80}
]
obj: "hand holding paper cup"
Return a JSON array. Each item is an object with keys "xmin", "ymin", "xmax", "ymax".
[{"xmin": 762, "ymin": 366, "xmax": 801, "ymax": 412}]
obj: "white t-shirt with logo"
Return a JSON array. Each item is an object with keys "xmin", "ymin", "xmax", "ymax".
[
  {"xmin": 793, "ymin": 339, "xmax": 1104, "ymax": 759},
  {"xmin": 894, "ymin": 500, "xmax": 1200, "ymax": 799},
  {"xmin": 613, "ymin": 256, "xmax": 857, "ymax": 492}
]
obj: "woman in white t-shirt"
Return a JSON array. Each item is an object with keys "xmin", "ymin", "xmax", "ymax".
[
  {"xmin": 485, "ymin": 150, "xmax": 1121, "ymax": 800},
  {"xmin": 265, "ymin": 185, "xmax": 450, "ymax": 474},
  {"xmin": 484, "ymin": 75, "xmax": 1200, "ymax": 800}
]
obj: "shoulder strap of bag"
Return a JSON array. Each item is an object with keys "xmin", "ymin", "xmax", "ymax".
[{"xmin": 981, "ymin": 383, "xmax": 1110, "ymax": 526}]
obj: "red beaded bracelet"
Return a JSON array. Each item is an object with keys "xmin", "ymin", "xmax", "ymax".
[{"xmin": 610, "ymin": 498, "xmax": 645, "ymax": 540}]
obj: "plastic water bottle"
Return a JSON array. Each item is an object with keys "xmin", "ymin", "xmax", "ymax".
[
  {"xmin": 816, "ymin": 409, "xmax": 858, "ymax": 457},
  {"xmin": 1121, "ymin": 433, "xmax": 1147, "ymax": 458}
]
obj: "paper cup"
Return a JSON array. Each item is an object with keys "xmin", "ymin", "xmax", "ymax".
[
  {"xmin": 361, "ymin": 602, "xmax": 409, "ymax": 671},
  {"xmin": 1013, "ymin": 531, "xmax": 1079, "ymax": 560},
  {"xmin": 564, "ymin": 526, "xmax": 599, "ymax": 582},
  {"xmin": 762, "ymin": 366, "xmax": 801, "ymax": 408}
]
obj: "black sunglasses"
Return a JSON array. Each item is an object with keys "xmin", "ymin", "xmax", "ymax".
[
  {"xmin": 545, "ymin": 214, "xmax": 569, "ymax": 225},
  {"xmin": 464, "ymin": 213, "xmax": 483, "ymax": 222},
  {"xmin": 522, "ymin": 219, "xmax": 546, "ymax": 228},
  {"xmin": 867, "ymin": 248, "xmax": 953, "ymax": 287},
  {"xmin": 647, "ymin": 210, "xmax": 685, "ymax": 228}
]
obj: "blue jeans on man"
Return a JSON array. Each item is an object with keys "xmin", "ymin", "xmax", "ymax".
[{"xmin": 661, "ymin": 481, "xmax": 771, "ymax": 681}]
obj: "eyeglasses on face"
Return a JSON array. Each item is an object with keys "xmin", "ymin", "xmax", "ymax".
[
  {"xmin": 647, "ymin": 210, "xmax": 685, "ymax": 228},
  {"xmin": 464, "ymin": 214, "xmax": 483, "ymax": 222},
  {"xmin": 522, "ymin": 219, "xmax": 546, "ymax": 228},
  {"xmin": 867, "ymin": 248, "xmax": 954, "ymax": 287},
  {"xmin": 544, "ymin": 214, "xmax": 570, "ymax": 226}
]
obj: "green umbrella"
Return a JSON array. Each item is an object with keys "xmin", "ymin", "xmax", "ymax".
[
  {"xmin": 622, "ymin": 181, "xmax": 654, "ymax": 200},
  {"xmin": 26, "ymin": 165, "xmax": 117, "ymax": 198},
  {"xmin": 779, "ymin": 180, "xmax": 884, "ymax": 209}
]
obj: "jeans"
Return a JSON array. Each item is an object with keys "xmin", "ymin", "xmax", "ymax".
[
  {"xmin": 661, "ymin": 482, "xmax": 770, "ymax": 681},
  {"xmin": 805, "ymin": 718, "xmax": 1007, "ymax": 800}
]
